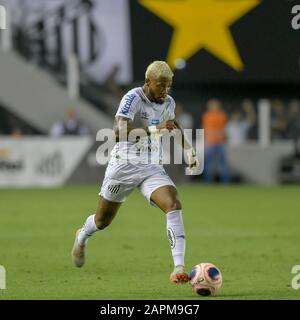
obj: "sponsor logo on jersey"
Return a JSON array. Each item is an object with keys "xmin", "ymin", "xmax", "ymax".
[
  {"xmin": 151, "ymin": 119, "xmax": 159, "ymax": 125},
  {"xmin": 108, "ymin": 184, "xmax": 121, "ymax": 194},
  {"xmin": 120, "ymin": 94, "xmax": 136, "ymax": 116}
]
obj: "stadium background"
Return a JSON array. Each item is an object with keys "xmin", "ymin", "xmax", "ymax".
[{"xmin": 0, "ymin": 0, "xmax": 300, "ymax": 300}]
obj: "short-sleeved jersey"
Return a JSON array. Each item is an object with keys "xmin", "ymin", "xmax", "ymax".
[{"xmin": 111, "ymin": 87, "xmax": 176, "ymax": 164}]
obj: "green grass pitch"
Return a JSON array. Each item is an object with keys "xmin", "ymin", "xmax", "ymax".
[{"xmin": 0, "ymin": 184, "xmax": 300, "ymax": 300}]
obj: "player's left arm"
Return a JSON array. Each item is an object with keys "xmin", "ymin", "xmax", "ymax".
[
  {"xmin": 172, "ymin": 119, "xmax": 200, "ymax": 175},
  {"xmin": 173, "ymin": 120, "xmax": 191, "ymax": 149},
  {"xmin": 163, "ymin": 97, "xmax": 200, "ymax": 174}
]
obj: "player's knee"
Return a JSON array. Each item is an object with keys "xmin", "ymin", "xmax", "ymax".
[
  {"xmin": 166, "ymin": 199, "xmax": 182, "ymax": 212},
  {"xmin": 95, "ymin": 218, "xmax": 110, "ymax": 230}
]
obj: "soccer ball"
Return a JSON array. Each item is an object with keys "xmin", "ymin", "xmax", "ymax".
[{"xmin": 189, "ymin": 263, "xmax": 222, "ymax": 296}]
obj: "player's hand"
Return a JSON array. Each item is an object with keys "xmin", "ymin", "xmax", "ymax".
[
  {"xmin": 156, "ymin": 120, "xmax": 177, "ymax": 133},
  {"xmin": 185, "ymin": 148, "xmax": 201, "ymax": 176}
]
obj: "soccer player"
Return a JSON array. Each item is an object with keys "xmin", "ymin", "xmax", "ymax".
[{"xmin": 71, "ymin": 61, "xmax": 200, "ymax": 284}]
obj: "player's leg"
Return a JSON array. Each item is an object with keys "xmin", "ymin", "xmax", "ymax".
[
  {"xmin": 78, "ymin": 196, "xmax": 122, "ymax": 245},
  {"xmin": 72, "ymin": 160, "xmax": 138, "ymax": 267},
  {"xmin": 72, "ymin": 196, "xmax": 122, "ymax": 267},
  {"xmin": 150, "ymin": 185, "xmax": 181, "ymax": 213},
  {"xmin": 150, "ymin": 185, "xmax": 189, "ymax": 284}
]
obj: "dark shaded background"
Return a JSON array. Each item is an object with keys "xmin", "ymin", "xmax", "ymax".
[{"xmin": 130, "ymin": 0, "xmax": 300, "ymax": 85}]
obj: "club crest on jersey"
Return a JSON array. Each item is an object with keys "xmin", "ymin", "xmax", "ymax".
[
  {"xmin": 151, "ymin": 119, "xmax": 159, "ymax": 125},
  {"xmin": 120, "ymin": 94, "xmax": 136, "ymax": 116},
  {"xmin": 141, "ymin": 112, "xmax": 150, "ymax": 120}
]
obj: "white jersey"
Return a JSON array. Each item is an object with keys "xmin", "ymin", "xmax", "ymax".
[{"xmin": 111, "ymin": 87, "xmax": 176, "ymax": 164}]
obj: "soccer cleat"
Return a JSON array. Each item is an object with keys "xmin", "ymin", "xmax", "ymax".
[
  {"xmin": 169, "ymin": 265, "xmax": 189, "ymax": 284},
  {"xmin": 71, "ymin": 229, "xmax": 86, "ymax": 268}
]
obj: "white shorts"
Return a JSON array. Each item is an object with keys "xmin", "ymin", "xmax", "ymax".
[{"xmin": 99, "ymin": 161, "xmax": 176, "ymax": 205}]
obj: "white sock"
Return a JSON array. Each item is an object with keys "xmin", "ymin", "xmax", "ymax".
[
  {"xmin": 77, "ymin": 214, "xmax": 99, "ymax": 246},
  {"xmin": 166, "ymin": 210, "xmax": 186, "ymax": 267}
]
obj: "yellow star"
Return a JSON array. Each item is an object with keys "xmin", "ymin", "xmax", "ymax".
[{"xmin": 139, "ymin": 0, "xmax": 260, "ymax": 71}]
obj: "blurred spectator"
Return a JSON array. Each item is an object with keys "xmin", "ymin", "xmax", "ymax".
[
  {"xmin": 226, "ymin": 99, "xmax": 256, "ymax": 146},
  {"xmin": 11, "ymin": 127, "xmax": 23, "ymax": 138},
  {"xmin": 286, "ymin": 99, "xmax": 300, "ymax": 141},
  {"xmin": 271, "ymin": 99, "xmax": 288, "ymax": 140},
  {"xmin": 202, "ymin": 99, "xmax": 230, "ymax": 183},
  {"xmin": 175, "ymin": 102, "xmax": 193, "ymax": 129},
  {"xmin": 50, "ymin": 109, "xmax": 90, "ymax": 137}
]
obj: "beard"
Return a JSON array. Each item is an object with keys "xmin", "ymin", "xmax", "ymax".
[{"xmin": 149, "ymin": 89, "xmax": 165, "ymax": 104}]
